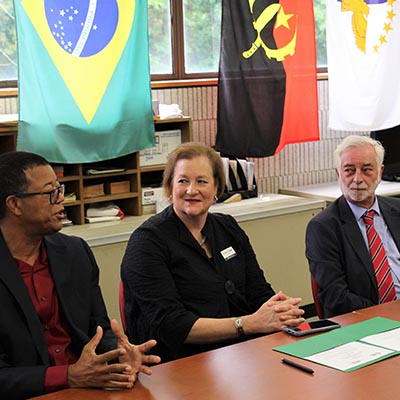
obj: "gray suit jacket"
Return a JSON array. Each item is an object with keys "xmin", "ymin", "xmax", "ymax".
[
  {"xmin": 306, "ymin": 195, "xmax": 400, "ymax": 318},
  {"xmin": 0, "ymin": 231, "xmax": 116, "ymax": 400}
]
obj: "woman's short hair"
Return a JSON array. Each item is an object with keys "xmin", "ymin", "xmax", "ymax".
[
  {"xmin": 334, "ymin": 135, "xmax": 385, "ymax": 169},
  {"xmin": 162, "ymin": 142, "xmax": 226, "ymax": 198}
]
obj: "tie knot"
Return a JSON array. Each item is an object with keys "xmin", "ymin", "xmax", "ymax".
[{"xmin": 363, "ymin": 210, "xmax": 375, "ymax": 225}]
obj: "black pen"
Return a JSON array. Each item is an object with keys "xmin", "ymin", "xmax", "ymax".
[{"xmin": 281, "ymin": 358, "xmax": 314, "ymax": 374}]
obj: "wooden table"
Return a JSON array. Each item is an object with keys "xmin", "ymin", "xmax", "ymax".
[{"xmin": 30, "ymin": 301, "xmax": 400, "ymax": 400}]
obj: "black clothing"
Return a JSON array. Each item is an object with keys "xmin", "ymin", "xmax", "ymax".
[
  {"xmin": 0, "ymin": 232, "xmax": 116, "ymax": 400},
  {"xmin": 121, "ymin": 206, "xmax": 275, "ymax": 361}
]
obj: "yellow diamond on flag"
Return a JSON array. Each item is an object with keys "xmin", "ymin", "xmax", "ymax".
[{"xmin": 21, "ymin": 0, "xmax": 135, "ymax": 124}]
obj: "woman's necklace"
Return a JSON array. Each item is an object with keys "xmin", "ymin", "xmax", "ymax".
[{"xmin": 199, "ymin": 236, "xmax": 207, "ymax": 246}]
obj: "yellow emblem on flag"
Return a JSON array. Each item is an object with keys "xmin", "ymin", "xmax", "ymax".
[
  {"xmin": 341, "ymin": 0, "xmax": 397, "ymax": 54},
  {"xmin": 21, "ymin": 0, "xmax": 135, "ymax": 124},
  {"xmin": 243, "ymin": 2, "xmax": 297, "ymax": 62}
]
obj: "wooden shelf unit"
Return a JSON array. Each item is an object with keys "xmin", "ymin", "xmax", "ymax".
[
  {"xmin": 54, "ymin": 153, "xmax": 140, "ymax": 225},
  {"xmin": 0, "ymin": 117, "xmax": 17, "ymax": 154},
  {"xmin": 59, "ymin": 117, "xmax": 192, "ymax": 224},
  {"xmin": 0, "ymin": 116, "xmax": 193, "ymax": 224},
  {"xmin": 140, "ymin": 117, "xmax": 193, "ymax": 189}
]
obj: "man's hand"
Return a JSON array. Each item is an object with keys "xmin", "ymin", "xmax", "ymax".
[
  {"xmin": 67, "ymin": 325, "xmax": 136, "ymax": 389},
  {"xmin": 111, "ymin": 319, "xmax": 161, "ymax": 381}
]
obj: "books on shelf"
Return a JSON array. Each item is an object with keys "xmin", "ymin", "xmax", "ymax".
[
  {"xmin": 61, "ymin": 218, "xmax": 73, "ymax": 227},
  {"xmin": 84, "ymin": 167, "xmax": 126, "ymax": 175},
  {"xmin": 61, "ymin": 211, "xmax": 73, "ymax": 227},
  {"xmin": 63, "ymin": 192, "xmax": 76, "ymax": 204},
  {"xmin": 86, "ymin": 202, "xmax": 125, "ymax": 217},
  {"xmin": 85, "ymin": 216, "xmax": 122, "ymax": 223},
  {"xmin": 85, "ymin": 202, "xmax": 125, "ymax": 223},
  {"xmin": 53, "ymin": 165, "xmax": 64, "ymax": 178}
]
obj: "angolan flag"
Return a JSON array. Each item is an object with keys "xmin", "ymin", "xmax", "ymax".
[
  {"xmin": 216, "ymin": 0, "xmax": 319, "ymax": 158},
  {"xmin": 327, "ymin": 0, "xmax": 400, "ymax": 131},
  {"xmin": 14, "ymin": 0, "xmax": 154, "ymax": 163}
]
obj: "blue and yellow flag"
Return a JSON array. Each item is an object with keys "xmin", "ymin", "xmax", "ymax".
[{"xmin": 14, "ymin": 0, "xmax": 154, "ymax": 163}]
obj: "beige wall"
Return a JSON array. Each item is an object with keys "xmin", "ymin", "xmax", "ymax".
[
  {"xmin": 92, "ymin": 242, "xmax": 126, "ymax": 326},
  {"xmin": 0, "ymin": 80, "xmax": 369, "ymax": 194},
  {"xmin": 240, "ymin": 209, "xmax": 322, "ymax": 304}
]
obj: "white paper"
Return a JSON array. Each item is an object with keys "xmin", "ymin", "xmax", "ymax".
[
  {"xmin": 87, "ymin": 202, "xmax": 122, "ymax": 217},
  {"xmin": 238, "ymin": 159, "xmax": 248, "ymax": 188},
  {"xmin": 361, "ymin": 327, "xmax": 400, "ymax": 351},
  {"xmin": 159, "ymin": 103, "xmax": 183, "ymax": 119},
  {"xmin": 228, "ymin": 160, "xmax": 241, "ymax": 188},
  {"xmin": 246, "ymin": 161, "xmax": 255, "ymax": 190},
  {"xmin": 221, "ymin": 157, "xmax": 231, "ymax": 191},
  {"xmin": 305, "ymin": 341, "xmax": 395, "ymax": 371}
]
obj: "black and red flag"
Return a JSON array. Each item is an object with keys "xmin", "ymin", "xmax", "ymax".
[{"xmin": 216, "ymin": 0, "xmax": 319, "ymax": 157}]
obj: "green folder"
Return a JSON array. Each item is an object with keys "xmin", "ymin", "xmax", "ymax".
[{"xmin": 274, "ymin": 317, "xmax": 400, "ymax": 372}]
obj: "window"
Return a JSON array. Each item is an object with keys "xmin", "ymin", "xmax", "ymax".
[
  {"xmin": 150, "ymin": 0, "xmax": 326, "ymax": 80},
  {"xmin": 0, "ymin": 0, "xmax": 17, "ymax": 84},
  {"xmin": 148, "ymin": 0, "xmax": 173, "ymax": 75},
  {"xmin": 0, "ymin": 0, "xmax": 327, "ymax": 84},
  {"xmin": 314, "ymin": 0, "xmax": 327, "ymax": 69},
  {"xmin": 182, "ymin": 0, "xmax": 222, "ymax": 74},
  {"xmin": 149, "ymin": 0, "xmax": 222, "ymax": 79}
]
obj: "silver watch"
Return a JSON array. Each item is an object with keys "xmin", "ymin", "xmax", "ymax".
[{"xmin": 234, "ymin": 317, "xmax": 245, "ymax": 337}]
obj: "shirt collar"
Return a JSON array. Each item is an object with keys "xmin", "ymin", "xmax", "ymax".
[{"xmin": 346, "ymin": 197, "xmax": 381, "ymax": 221}]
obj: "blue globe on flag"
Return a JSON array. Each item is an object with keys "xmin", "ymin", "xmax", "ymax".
[{"xmin": 45, "ymin": 0, "xmax": 118, "ymax": 57}]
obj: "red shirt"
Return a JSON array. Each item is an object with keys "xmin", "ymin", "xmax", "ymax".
[{"xmin": 16, "ymin": 245, "xmax": 78, "ymax": 392}]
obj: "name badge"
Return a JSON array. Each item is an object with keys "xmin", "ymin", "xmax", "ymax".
[{"xmin": 220, "ymin": 246, "xmax": 237, "ymax": 261}]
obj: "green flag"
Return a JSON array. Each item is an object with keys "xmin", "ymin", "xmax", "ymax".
[{"xmin": 14, "ymin": 0, "xmax": 154, "ymax": 163}]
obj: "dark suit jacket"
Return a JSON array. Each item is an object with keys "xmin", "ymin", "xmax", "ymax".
[
  {"xmin": 306, "ymin": 195, "xmax": 400, "ymax": 318},
  {"xmin": 0, "ymin": 231, "xmax": 116, "ymax": 400}
]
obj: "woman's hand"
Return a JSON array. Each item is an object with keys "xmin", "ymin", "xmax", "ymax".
[{"xmin": 243, "ymin": 291, "xmax": 305, "ymax": 335}]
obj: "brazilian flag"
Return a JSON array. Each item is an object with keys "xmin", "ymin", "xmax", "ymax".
[{"xmin": 14, "ymin": 0, "xmax": 154, "ymax": 163}]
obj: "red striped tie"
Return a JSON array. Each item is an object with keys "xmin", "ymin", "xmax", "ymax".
[{"xmin": 363, "ymin": 210, "xmax": 396, "ymax": 303}]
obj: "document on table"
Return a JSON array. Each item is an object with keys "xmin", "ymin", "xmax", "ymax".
[
  {"xmin": 361, "ymin": 327, "xmax": 400, "ymax": 350},
  {"xmin": 274, "ymin": 318, "xmax": 400, "ymax": 372},
  {"xmin": 305, "ymin": 339, "xmax": 395, "ymax": 371}
]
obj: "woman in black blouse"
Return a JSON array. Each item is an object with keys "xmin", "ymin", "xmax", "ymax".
[{"xmin": 121, "ymin": 142, "xmax": 304, "ymax": 361}]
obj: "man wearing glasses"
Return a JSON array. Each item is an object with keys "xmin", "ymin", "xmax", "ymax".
[{"xmin": 0, "ymin": 151, "xmax": 160, "ymax": 399}]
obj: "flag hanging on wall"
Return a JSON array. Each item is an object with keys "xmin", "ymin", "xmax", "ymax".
[
  {"xmin": 216, "ymin": 0, "xmax": 319, "ymax": 158},
  {"xmin": 327, "ymin": 0, "xmax": 400, "ymax": 131},
  {"xmin": 14, "ymin": 0, "xmax": 154, "ymax": 163}
]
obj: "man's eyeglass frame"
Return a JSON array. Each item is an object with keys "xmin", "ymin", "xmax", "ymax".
[{"xmin": 14, "ymin": 184, "xmax": 65, "ymax": 205}]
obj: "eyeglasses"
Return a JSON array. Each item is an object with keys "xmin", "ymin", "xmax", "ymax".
[{"xmin": 15, "ymin": 184, "xmax": 65, "ymax": 205}]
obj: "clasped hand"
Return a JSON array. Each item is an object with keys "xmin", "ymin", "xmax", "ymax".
[
  {"xmin": 67, "ymin": 319, "xmax": 160, "ymax": 390},
  {"xmin": 246, "ymin": 291, "xmax": 305, "ymax": 335}
]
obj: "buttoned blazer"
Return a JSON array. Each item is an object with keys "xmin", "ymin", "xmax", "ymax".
[
  {"xmin": 0, "ymin": 231, "xmax": 116, "ymax": 400},
  {"xmin": 306, "ymin": 195, "xmax": 400, "ymax": 318}
]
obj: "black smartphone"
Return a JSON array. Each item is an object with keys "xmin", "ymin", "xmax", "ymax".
[{"xmin": 283, "ymin": 319, "xmax": 341, "ymax": 337}]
